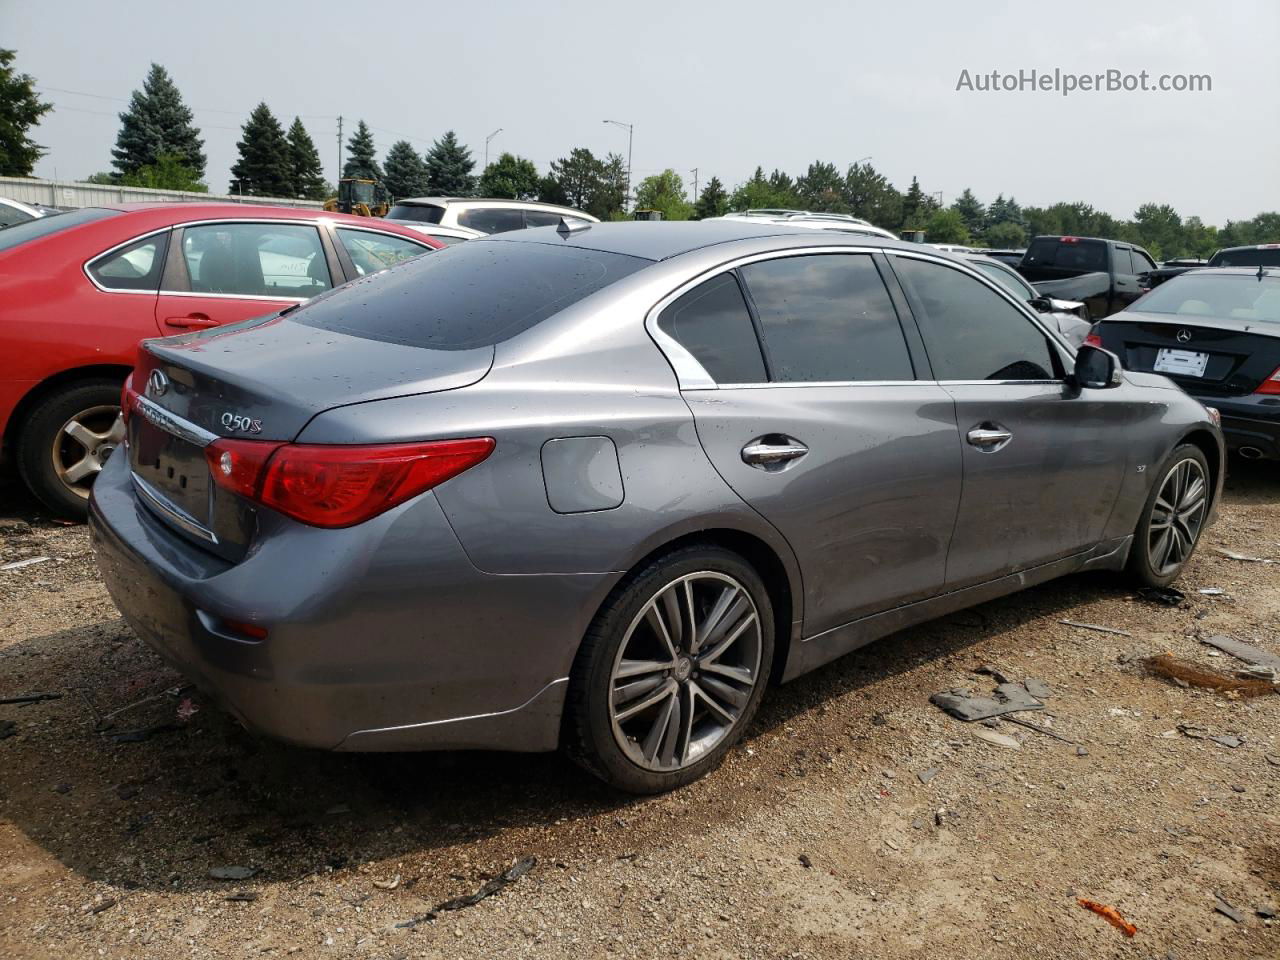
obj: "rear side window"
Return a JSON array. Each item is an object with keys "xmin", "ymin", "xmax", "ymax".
[
  {"xmin": 738, "ymin": 254, "xmax": 914, "ymax": 382},
  {"xmin": 1210, "ymin": 247, "xmax": 1280, "ymax": 268},
  {"xmin": 335, "ymin": 228, "xmax": 430, "ymax": 276},
  {"xmin": 892, "ymin": 256, "xmax": 1058, "ymax": 381},
  {"xmin": 88, "ymin": 232, "xmax": 169, "ymax": 291},
  {"xmin": 1023, "ymin": 238, "xmax": 1108, "ymax": 272},
  {"xmin": 183, "ymin": 222, "xmax": 330, "ymax": 297},
  {"xmin": 0, "ymin": 207, "xmax": 119, "ymax": 254},
  {"xmin": 657, "ymin": 273, "xmax": 767, "ymax": 383},
  {"xmin": 458, "ymin": 207, "xmax": 525, "ymax": 234},
  {"xmin": 524, "ymin": 211, "xmax": 562, "ymax": 228},
  {"xmin": 386, "ymin": 204, "xmax": 444, "ymax": 224},
  {"xmin": 292, "ymin": 239, "xmax": 647, "ymax": 350}
]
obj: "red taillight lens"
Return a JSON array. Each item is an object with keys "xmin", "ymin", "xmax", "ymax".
[
  {"xmin": 207, "ymin": 437, "xmax": 495, "ymax": 528},
  {"xmin": 1256, "ymin": 364, "xmax": 1280, "ymax": 395},
  {"xmin": 1084, "ymin": 331, "xmax": 1104, "ymax": 348}
]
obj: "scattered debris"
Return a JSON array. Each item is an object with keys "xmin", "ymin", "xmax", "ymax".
[
  {"xmin": 115, "ymin": 783, "xmax": 140, "ymax": 800},
  {"xmin": 373, "ymin": 875, "xmax": 402, "ymax": 890},
  {"xmin": 1209, "ymin": 735, "xmax": 1243, "ymax": 749},
  {"xmin": 325, "ymin": 804, "xmax": 351, "ymax": 816},
  {"xmin": 396, "ymin": 857, "xmax": 536, "ymax": 929},
  {"xmin": 1177, "ymin": 724, "xmax": 1209, "ymax": 739},
  {"xmin": 1060, "ymin": 620, "xmax": 1132, "ymax": 636},
  {"xmin": 209, "ymin": 866, "xmax": 258, "ymax": 881},
  {"xmin": 1076, "ymin": 746, "xmax": 1089, "ymax": 757},
  {"xmin": 798, "ymin": 854, "xmax": 812, "ymax": 869},
  {"xmin": 884, "ymin": 838, "xmax": 900, "ymax": 851},
  {"xmin": 1198, "ymin": 587, "xmax": 1227, "ymax": 596},
  {"xmin": 175, "ymin": 698, "xmax": 199, "ymax": 723},
  {"xmin": 107, "ymin": 723, "xmax": 177, "ymax": 743},
  {"xmin": 1198, "ymin": 635, "xmax": 1280, "ymax": 672},
  {"xmin": 1077, "ymin": 898, "xmax": 1137, "ymax": 937},
  {"xmin": 917, "ymin": 767, "xmax": 941, "ymax": 784},
  {"xmin": 1214, "ymin": 548, "xmax": 1274, "ymax": 564},
  {"xmin": 89, "ymin": 898, "xmax": 117, "ymax": 915},
  {"xmin": 52, "ymin": 783, "xmax": 72, "ymax": 795},
  {"xmin": 1266, "ymin": 754, "xmax": 1280, "ymax": 767},
  {"xmin": 1258, "ymin": 904, "xmax": 1277, "ymax": 920},
  {"xmin": 1004, "ymin": 715, "xmax": 1078, "ymax": 745},
  {"xmin": 0, "ymin": 720, "xmax": 15, "ymax": 740},
  {"xmin": 934, "ymin": 809, "xmax": 947, "ymax": 827},
  {"xmin": 930, "ymin": 682, "xmax": 1044, "ymax": 722},
  {"xmin": 1137, "ymin": 586, "xmax": 1185, "ymax": 607},
  {"xmin": 1, "ymin": 556, "xmax": 52, "ymax": 571},
  {"xmin": 1145, "ymin": 654, "xmax": 1275, "ymax": 698},
  {"xmin": 1214, "ymin": 892, "xmax": 1245, "ymax": 924},
  {"xmin": 971, "ymin": 728, "xmax": 1021, "ymax": 750},
  {"xmin": 225, "ymin": 892, "xmax": 258, "ymax": 903},
  {"xmin": 1023, "ymin": 678, "xmax": 1052, "ymax": 699},
  {"xmin": 0, "ymin": 692, "xmax": 62, "ymax": 705},
  {"xmin": 974, "ymin": 664, "xmax": 1012, "ymax": 684}
]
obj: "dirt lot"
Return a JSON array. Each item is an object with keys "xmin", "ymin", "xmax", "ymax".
[{"xmin": 1, "ymin": 463, "xmax": 1278, "ymax": 960}]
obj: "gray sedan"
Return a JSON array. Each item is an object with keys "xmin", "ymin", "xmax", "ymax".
[{"xmin": 90, "ymin": 221, "xmax": 1223, "ymax": 793}]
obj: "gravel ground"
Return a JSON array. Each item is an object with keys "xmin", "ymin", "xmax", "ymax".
[{"xmin": 0, "ymin": 462, "xmax": 1277, "ymax": 960}]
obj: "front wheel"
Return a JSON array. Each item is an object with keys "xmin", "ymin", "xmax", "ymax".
[
  {"xmin": 566, "ymin": 546, "xmax": 774, "ymax": 794},
  {"xmin": 1127, "ymin": 443, "xmax": 1211, "ymax": 587}
]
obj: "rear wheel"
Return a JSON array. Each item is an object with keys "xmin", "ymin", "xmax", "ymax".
[
  {"xmin": 1127, "ymin": 443, "xmax": 1211, "ymax": 587},
  {"xmin": 566, "ymin": 545, "xmax": 774, "ymax": 794},
  {"xmin": 16, "ymin": 380, "xmax": 124, "ymax": 520}
]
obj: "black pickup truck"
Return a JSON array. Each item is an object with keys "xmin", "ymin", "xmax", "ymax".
[
  {"xmin": 1141, "ymin": 243, "xmax": 1280, "ymax": 290},
  {"xmin": 1017, "ymin": 236, "xmax": 1159, "ymax": 319}
]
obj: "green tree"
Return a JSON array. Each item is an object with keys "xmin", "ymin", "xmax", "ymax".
[
  {"xmin": 1132, "ymin": 203, "xmax": 1184, "ymax": 260},
  {"xmin": 0, "ymin": 49, "xmax": 51, "ymax": 176},
  {"xmin": 477, "ymin": 152, "xmax": 540, "ymax": 200},
  {"xmin": 796, "ymin": 160, "xmax": 847, "ymax": 212},
  {"xmin": 634, "ymin": 169, "xmax": 693, "ymax": 220},
  {"xmin": 950, "ymin": 188, "xmax": 986, "ymax": 238},
  {"xmin": 537, "ymin": 172, "xmax": 569, "ymax": 206},
  {"xmin": 547, "ymin": 147, "xmax": 605, "ymax": 209},
  {"xmin": 899, "ymin": 176, "xmax": 940, "ymax": 231},
  {"xmin": 694, "ymin": 176, "xmax": 729, "ymax": 219},
  {"xmin": 118, "ymin": 154, "xmax": 207, "ymax": 192},
  {"xmin": 983, "ymin": 220, "xmax": 1027, "ymax": 249},
  {"xmin": 924, "ymin": 208, "xmax": 971, "ymax": 245},
  {"xmin": 286, "ymin": 118, "xmax": 327, "ymax": 200},
  {"xmin": 1178, "ymin": 216, "xmax": 1218, "ymax": 259},
  {"xmin": 842, "ymin": 162, "xmax": 902, "ymax": 229},
  {"xmin": 383, "ymin": 140, "xmax": 429, "ymax": 200},
  {"xmin": 111, "ymin": 63, "xmax": 205, "ymax": 179},
  {"xmin": 229, "ymin": 102, "xmax": 292, "ymax": 197},
  {"xmin": 424, "ymin": 130, "xmax": 475, "ymax": 196},
  {"xmin": 985, "ymin": 194, "xmax": 1025, "ymax": 232},
  {"xmin": 767, "ymin": 169, "xmax": 799, "ymax": 202},
  {"xmin": 587, "ymin": 152, "xmax": 628, "ymax": 219},
  {"xmin": 729, "ymin": 166, "xmax": 797, "ymax": 211},
  {"xmin": 343, "ymin": 120, "xmax": 382, "ymax": 181}
]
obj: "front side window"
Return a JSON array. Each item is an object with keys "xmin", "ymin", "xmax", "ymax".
[
  {"xmin": 738, "ymin": 254, "xmax": 914, "ymax": 382},
  {"xmin": 336, "ymin": 228, "xmax": 430, "ymax": 276},
  {"xmin": 891, "ymin": 256, "xmax": 1059, "ymax": 381},
  {"xmin": 183, "ymin": 223, "xmax": 330, "ymax": 297},
  {"xmin": 1113, "ymin": 247, "xmax": 1134, "ymax": 274},
  {"xmin": 457, "ymin": 207, "xmax": 525, "ymax": 234},
  {"xmin": 89, "ymin": 233, "xmax": 168, "ymax": 291},
  {"xmin": 657, "ymin": 273, "xmax": 767, "ymax": 384}
]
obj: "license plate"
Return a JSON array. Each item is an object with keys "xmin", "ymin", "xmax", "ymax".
[{"xmin": 1154, "ymin": 348, "xmax": 1209, "ymax": 377}]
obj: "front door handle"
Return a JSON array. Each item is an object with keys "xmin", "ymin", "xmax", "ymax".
[
  {"xmin": 164, "ymin": 314, "xmax": 220, "ymax": 330},
  {"xmin": 742, "ymin": 438, "xmax": 808, "ymax": 467},
  {"xmin": 967, "ymin": 425, "xmax": 1013, "ymax": 449}
]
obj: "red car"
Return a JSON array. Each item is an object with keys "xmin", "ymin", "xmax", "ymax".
[{"xmin": 0, "ymin": 203, "xmax": 443, "ymax": 518}]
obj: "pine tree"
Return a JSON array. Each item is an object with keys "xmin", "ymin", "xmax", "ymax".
[
  {"xmin": 383, "ymin": 140, "xmax": 430, "ymax": 200},
  {"xmin": 111, "ymin": 63, "xmax": 205, "ymax": 178},
  {"xmin": 0, "ymin": 49, "xmax": 52, "ymax": 177},
  {"xmin": 950, "ymin": 188, "xmax": 986, "ymax": 237},
  {"xmin": 900, "ymin": 176, "xmax": 929, "ymax": 230},
  {"xmin": 229, "ymin": 103, "xmax": 292, "ymax": 197},
  {"xmin": 286, "ymin": 118, "xmax": 327, "ymax": 200},
  {"xmin": 694, "ymin": 176, "xmax": 729, "ymax": 219},
  {"xmin": 547, "ymin": 147, "xmax": 604, "ymax": 209},
  {"xmin": 425, "ymin": 130, "xmax": 475, "ymax": 196},
  {"xmin": 343, "ymin": 120, "xmax": 382, "ymax": 181},
  {"xmin": 478, "ymin": 152, "xmax": 540, "ymax": 200}
]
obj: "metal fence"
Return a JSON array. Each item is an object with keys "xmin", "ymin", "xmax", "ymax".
[{"xmin": 0, "ymin": 176, "xmax": 324, "ymax": 210}]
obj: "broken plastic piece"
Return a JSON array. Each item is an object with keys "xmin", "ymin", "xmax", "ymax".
[
  {"xmin": 1078, "ymin": 898, "xmax": 1137, "ymax": 937},
  {"xmin": 930, "ymin": 682, "xmax": 1044, "ymax": 722}
]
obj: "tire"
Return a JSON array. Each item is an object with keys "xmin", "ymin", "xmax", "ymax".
[
  {"xmin": 1127, "ymin": 443, "xmax": 1212, "ymax": 588},
  {"xmin": 16, "ymin": 379, "xmax": 125, "ymax": 521},
  {"xmin": 566, "ymin": 545, "xmax": 775, "ymax": 794}
]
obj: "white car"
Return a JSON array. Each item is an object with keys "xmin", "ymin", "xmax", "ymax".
[
  {"xmin": 930, "ymin": 243, "xmax": 975, "ymax": 254},
  {"xmin": 385, "ymin": 197, "xmax": 598, "ymax": 243},
  {"xmin": 714, "ymin": 211, "xmax": 898, "ymax": 241},
  {"xmin": 0, "ymin": 197, "xmax": 58, "ymax": 229}
]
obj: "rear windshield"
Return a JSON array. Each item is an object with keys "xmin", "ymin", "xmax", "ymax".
[
  {"xmin": 1208, "ymin": 247, "xmax": 1280, "ymax": 268},
  {"xmin": 387, "ymin": 204, "xmax": 444, "ymax": 224},
  {"xmin": 1023, "ymin": 238, "xmax": 1108, "ymax": 272},
  {"xmin": 0, "ymin": 207, "xmax": 119, "ymax": 254},
  {"xmin": 1131, "ymin": 274, "xmax": 1280, "ymax": 322},
  {"xmin": 292, "ymin": 238, "xmax": 649, "ymax": 350}
]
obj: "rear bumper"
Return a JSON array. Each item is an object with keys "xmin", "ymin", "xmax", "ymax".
[
  {"xmin": 88, "ymin": 453, "xmax": 611, "ymax": 752},
  {"xmin": 1188, "ymin": 393, "xmax": 1280, "ymax": 459}
]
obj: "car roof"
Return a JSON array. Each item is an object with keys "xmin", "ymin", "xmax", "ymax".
[
  {"xmin": 89, "ymin": 202, "xmax": 439, "ymax": 239},
  {"xmin": 481, "ymin": 219, "xmax": 941, "ymax": 262},
  {"xmin": 1167, "ymin": 267, "xmax": 1280, "ymax": 278}
]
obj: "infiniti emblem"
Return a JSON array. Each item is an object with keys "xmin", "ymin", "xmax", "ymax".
[
  {"xmin": 146, "ymin": 369, "xmax": 170, "ymax": 397},
  {"xmin": 1176, "ymin": 329, "xmax": 1192, "ymax": 343}
]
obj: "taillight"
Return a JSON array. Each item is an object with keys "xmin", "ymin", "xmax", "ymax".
[
  {"xmin": 1256, "ymin": 364, "xmax": 1280, "ymax": 395},
  {"xmin": 1084, "ymin": 330, "xmax": 1104, "ymax": 348},
  {"xmin": 120, "ymin": 374, "xmax": 134, "ymax": 424},
  {"xmin": 205, "ymin": 437, "xmax": 495, "ymax": 528}
]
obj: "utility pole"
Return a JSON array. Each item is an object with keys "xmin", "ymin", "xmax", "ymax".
[
  {"xmin": 690, "ymin": 167, "xmax": 698, "ymax": 203},
  {"xmin": 484, "ymin": 128, "xmax": 503, "ymax": 172},
  {"xmin": 336, "ymin": 115, "xmax": 344, "ymax": 181},
  {"xmin": 603, "ymin": 120, "xmax": 633, "ymax": 211}
]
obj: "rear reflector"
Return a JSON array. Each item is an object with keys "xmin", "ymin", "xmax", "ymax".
[
  {"xmin": 1256, "ymin": 364, "xmax": 1280, "ymax": 396},
  {"xmin": 206, "ymin": 437, "xmax": 495, "ymax": 528}
]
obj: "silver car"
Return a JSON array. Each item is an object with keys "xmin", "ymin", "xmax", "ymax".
[{"xmin": 90, "ymin": 221, "xmax": 1223, "ymax": 793}]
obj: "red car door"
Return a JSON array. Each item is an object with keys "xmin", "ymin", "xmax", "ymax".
[{"xmin": 155, "ymin": 220, "xmax": 337, "ymax": 333}]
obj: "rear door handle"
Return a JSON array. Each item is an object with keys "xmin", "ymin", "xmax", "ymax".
[
  {"xmin": 164, "ymin": 314, "xmax": 220, "ymax": 330},
  {"xmin": 741, "ymin": 438, "xmax": 809, "ymax": 467},
  {"xmin": 967, "ymin": 425, "xmax": 1013, "ymax": 449}
]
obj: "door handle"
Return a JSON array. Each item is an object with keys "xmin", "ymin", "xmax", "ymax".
[
  {"xmin": 163, "ymin": 314, "xmax": 220, "ymax": 330},
  {"xmin": 966, "ymin": 425, "xmax": 1013, "ymax": 449},
  {"xmin": 741, "ymin": 438, "xmax": 808, "ymax": 467}
]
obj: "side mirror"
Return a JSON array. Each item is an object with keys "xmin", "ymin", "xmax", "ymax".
[
  {"xmin": 1072, "ymin": 344, "xmax": 1122, "ymax": 389},
  {"xmin": 1028, "ymin": 296, "xmax": 1052, "ymax": 313}
]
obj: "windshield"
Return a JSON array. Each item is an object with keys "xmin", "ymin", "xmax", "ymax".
[
  {"xmin": 1023, "ymin": 238, "xmax": 1108, "ymax": 271},
  {"xmin": 1132, "ymin": 274, "xmax": 1280, "ymax": 322},
  {"xmin": 0, "ymin": 207, "xmax": 119, "ymax": 254},
  {"xmin": 972, "ymin": 261, "xmax": 1033, "ymax": 300},
  {"xmin": 293, "ymin": 238, "xmax": 648, "ymax": 350},
  {"xmin": 1208, "ymin": 247, "xmax": 1280, "ymax": 268},
  {"xmin": 387, "ymin": 203, "xmax": 444, "ymax": 224}
]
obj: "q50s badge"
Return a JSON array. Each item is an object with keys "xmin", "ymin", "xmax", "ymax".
[{"xmin": 221, "ymin": 412, "xmax": 264, "ymax": 434}]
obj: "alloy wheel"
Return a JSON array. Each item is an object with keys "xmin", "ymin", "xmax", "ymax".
[
  {"xmin": 608, "ymin": 571, "xmax": 762, "ymax": 772},
  {"xmin": 1147, "ymin": 457, "xmax": 1208, "ymax": 576},
  {"xmin": 52, "ymin": 405, "xmax": 124, "ymax": 499}
]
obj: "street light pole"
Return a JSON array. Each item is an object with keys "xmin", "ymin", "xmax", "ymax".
[
  {"xmin": 603, "ymin": 119, "xmax": 633, "ymax": 211},
  {"xmin": 484, "ymin": 128, "xmax": 503, "ymax": 172}
]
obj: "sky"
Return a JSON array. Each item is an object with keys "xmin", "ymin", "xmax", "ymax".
[{"xmin": 3, "ymin": 0, "xmax": 1277, "ymax": 225}]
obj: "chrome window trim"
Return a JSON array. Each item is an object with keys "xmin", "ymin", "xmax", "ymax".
[
  {"xmin": 131, "ymin": 472, "xmax": 219, "ymax": 545},
  {"xmin": 154, "ymin": 289, "xmax": 311, "ymax": 303},
  {"xmin": 82, "ymin": 226, "xmax": 172, "ymax": 295},
  {"xmin": 132, "ymin": 394, "xmax": 219, "ymax": 447}
]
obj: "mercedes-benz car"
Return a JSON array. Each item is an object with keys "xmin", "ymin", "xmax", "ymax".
[{"xmin": 91, "ymin": 221, "xmax": 1223, "ymax": 794}]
